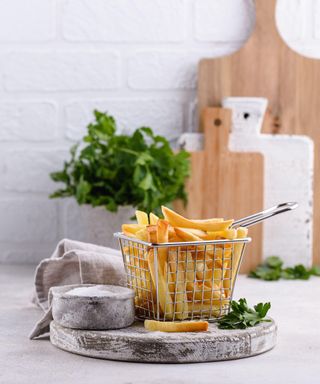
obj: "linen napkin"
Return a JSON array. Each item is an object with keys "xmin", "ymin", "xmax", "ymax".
[{"xmin": 30, "ymin": 239, "xmax": 126, "ymax": 339}]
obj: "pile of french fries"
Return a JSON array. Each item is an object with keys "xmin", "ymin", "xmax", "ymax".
[{"xmin": 121, "ymin": 206, "xmax": 248, "ymax": 321}]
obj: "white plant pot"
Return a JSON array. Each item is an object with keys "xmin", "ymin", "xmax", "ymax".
[{"xmin": 62, "ymin": 199, "xmax": 135, "ymax": 249}]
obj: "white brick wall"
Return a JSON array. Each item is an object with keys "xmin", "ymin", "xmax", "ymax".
[{"xmin": 0, "ymin": 0, "xmax": 319, "ymax": 263}]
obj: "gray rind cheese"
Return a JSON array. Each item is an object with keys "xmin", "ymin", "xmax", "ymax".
[{"xmin": 50, "ymin": 284, "xmax": 135, "ymax": 330}]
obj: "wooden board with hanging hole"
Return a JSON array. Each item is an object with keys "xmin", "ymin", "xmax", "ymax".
[
  {"xmin": 198, "ymin": 0, "xmax": 316, "ymax": 265},
  {"xmin": 176, "ymin": 107, "xmax": 264, "ymax": 273}
]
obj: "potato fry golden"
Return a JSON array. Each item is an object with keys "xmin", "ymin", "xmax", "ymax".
[
  {"xmin": 147, "ymin": 222, "xmax": 174, "ymax": 318},
  {"xmin": 174, "ymin": 227, "xmax": 203, "ymax": 242},
  {"xmin": 122, "ymin": 223, "xmax": 145, "ymax": 234},
  {"xmin": 149, "ymin": 212, "xmax": 159, "ymax": 225},
  {"xmin": 120, "ymin": 206, "xmax": 248, "ymax": 322},
  {"xmin": 144, "ymin": 320, "xmax": 208, "ymax": 332},
  {"xmin": 136, "ymin": 210, "xmax": 149, "ymax": 225},
  {"xmin": 167, "ymin": 250, "xmax": 189, "ymax": 320},
  {"xmin": 135, "ymin": 228, "xmax": 148, "ymax": 241},
  {"xmin": 162, "ymin": 206, "xmax": 233, "ymax": 231}
]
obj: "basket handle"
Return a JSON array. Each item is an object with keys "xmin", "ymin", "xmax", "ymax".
[{"xmin": 232, "ymin": 202, "xmax": 298, "ymax": 228}]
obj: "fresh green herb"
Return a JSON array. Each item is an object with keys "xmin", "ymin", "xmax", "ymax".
[
  {"xmin": 310, "ymin": 265, "xmax": 320, "ymax": 276},
  {"xmin": 217, "ymin": 298, "xmax": 271, "ymax": 330},
  {"xmin": 281, "ymin": 265, "xmax": 311, "ymax": 280},
  {"xmin": 249, "ymin": 256, "xmax": 320, "ymax": 281},
  {"xmin": 50, "ymin": 110, "xmax": 190, "ymax": 215},
  {"xmin": 248, "ymin": 256, "xmax": 283, "ymax": 281}
]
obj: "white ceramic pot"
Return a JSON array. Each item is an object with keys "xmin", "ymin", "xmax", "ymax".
[{"xmin": 62, "ymin": 199, "xmax": 135, "ymax": 248}]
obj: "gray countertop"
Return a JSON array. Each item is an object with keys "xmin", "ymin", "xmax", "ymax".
[{"xmin": 1, "ymin": 264, "xmax": 320, "ymax": 384}]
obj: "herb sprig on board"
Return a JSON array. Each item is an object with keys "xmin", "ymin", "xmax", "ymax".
[
  {"xmin": 249, "ymin": 256, "xmax": 320, "ymax": 281},
  {"xmin": 217, "ymin": 298, "xmax": 271, "ymax": 330},
  {"xmin": 50, "ymin": 111, "xmax": 190, "ymax": 215}
]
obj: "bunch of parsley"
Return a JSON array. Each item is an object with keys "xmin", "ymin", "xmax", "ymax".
[
  {"xmin": 50, "ymin": 110, "xmax": 190, "ymax": 215},
  {"xmin": 217, "ymin": 298, "xmax": 271, "ymax": 329},
  {"xmin": 249, "ymin": 256, "xmax": 320, "ymax": 281}
]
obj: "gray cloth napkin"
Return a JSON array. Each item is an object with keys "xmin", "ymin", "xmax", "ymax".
[{"xmin": 30, "ymin": 239, "xmax": 126, "ymax": 339}]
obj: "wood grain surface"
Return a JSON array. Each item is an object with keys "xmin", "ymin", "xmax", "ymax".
[
  {"xmin": 198, "ymin": 0, "xmax": 318, "ymax": 264},
  {"xmin": 177, "ymin": 108, "xmax": 264, "ymax": 273},
  {"xmin": 50, "ymin": 319, "xmax": 277, "ymax": 363}
]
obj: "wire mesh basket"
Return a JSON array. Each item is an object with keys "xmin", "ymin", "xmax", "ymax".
[{"xmin": 114, "ymin": 233, "xmax": 251, "ymax": 322}]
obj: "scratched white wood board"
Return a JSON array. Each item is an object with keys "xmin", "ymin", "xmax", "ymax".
[
  {"xmin": 50, "ymin": 320, "xmax": 277, "ymax": 363},
  {"xmin": 179, "ymin": 98, "xmax": 314, "ymax": 267}
]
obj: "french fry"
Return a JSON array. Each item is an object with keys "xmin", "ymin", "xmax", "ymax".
[
  {"xmin": 168, "ymin": 249, "xmax": 189, "ymax": 320},
  {"xmin": 136, "ymin": 210, "xmax": 149, "ymax": 225},
  {"xmin": 149, "ymin": 212, "xmax": 159, "ymax": 225},
  {"xmin": 122, "ymin": 231, "xmax": 136, "ymax": 238},
  {"xmin": 135, "ymin": 228, "xmax": 148, "ymax": 242},
  {"xmin": 147, "ymin": 249, "xmax": 174, "ymax": 317},
  {"xmin": 223, "ymin": 227, "xmax": 248, "ymax": 297},
  {"xmin": 191, "ymin": 302, "xmax": 224, "ymax": 317},
  {"xmin": 144, "ymin": 320, "xmax": 208, "ymax": 332},
  {"xmin": 192, "ymin": 282, "xmax": 226, "ymax": 304},
  {"xmin": 147, "ymin": 223, "xmax": 174, "ymax": 318},
  {"xmin": 122, "ymin": 224, "xmax": 145, "ymax": 234},
  {"xmin": 203, "ymin": 229, "xmax": 237, "ymax": 240},
  {"xmin": 174, "ymin": 227, "xmax": 203, "ymax": 242},
  {"xmin": 157, "ymin": 219, "xmax": 169, "ymax": 243},
  {"xmin": 177, "ymin": 228, "xmax": 207, "ymax": 237},
  {"xmin": 232, "ymin": 227, "xmax": 248, "ymax": 282},
  {"xmin": 121, "ymin": 206, "xmax": 248, "ymax": 322},
  {"xmin": 147, "ymin": 225, "xmax": 157, "ymax": 243},
  {"xmin": 162, "ymin": 206, "xmax": 233, "ymax": 231},
  {"xmin": 169, "ymin": 233, "xmax": 184, "ymax": 242}
]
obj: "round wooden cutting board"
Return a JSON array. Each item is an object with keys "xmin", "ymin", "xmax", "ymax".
[{"xmin": 50, "ymin": 320, "xmax": 277, "ymax": 363}]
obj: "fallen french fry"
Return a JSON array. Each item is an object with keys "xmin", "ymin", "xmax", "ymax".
[{"xmin": 144, "ymin": 320, "xmax": 208, "ymax": 332}]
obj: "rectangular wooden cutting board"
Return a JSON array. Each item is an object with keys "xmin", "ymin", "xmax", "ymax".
[
  {"xmin": 177, "ymin": 108, "xmax": 264, "ymax": 273},
  {"xmin": 197, "ymin": 0, "xmax": 316, "ymax": 265}
]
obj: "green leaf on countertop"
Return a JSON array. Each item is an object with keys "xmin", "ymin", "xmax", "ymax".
[
  {"xmin": 49, "ymin": 110, "xmax": 190, "ymax": 215},
  {"xmin": 310, "ymin": 265, "xmax": 320, "ymax": 276},
  {"xmin": 217, "ymin": 298, "xmax": 271, "ymax": 330},
  {"xmin": 249, "ymin": 256, "xmax": 320, "ymax": 281}
]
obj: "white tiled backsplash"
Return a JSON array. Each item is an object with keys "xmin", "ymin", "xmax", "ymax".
[{"xmin": 0, "ymin": 0, "xmax": 318, "ymax": 263}]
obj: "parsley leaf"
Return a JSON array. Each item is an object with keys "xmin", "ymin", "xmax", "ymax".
[
  {"xmin": 248, "ymin": 256, "xmax": 282, "ymax": 280},
  {"xmin": 249, "ymin": 256, "xmax": 320, "ymax": 281},
  {"xmin": 217, "ymin": 298, "xmax": 271, "ymax": 330},
  {"xmin": 50, "ymin": 110, "xmax": 190, "ymax": 215}
]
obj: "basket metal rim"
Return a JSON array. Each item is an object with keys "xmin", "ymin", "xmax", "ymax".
[{"xmin": 114, "ymin": 232, "xmax": 251, "ymax": 247}]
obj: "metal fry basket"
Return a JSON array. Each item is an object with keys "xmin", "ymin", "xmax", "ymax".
[{"xmin": 114, "ymin": 233, "xmax": 251, "ymax": 322}]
